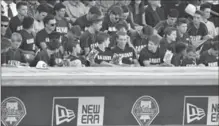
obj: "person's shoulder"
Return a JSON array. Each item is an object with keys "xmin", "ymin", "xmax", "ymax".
[
  {"xmin": 9, "ymin": 16, "xmax": 19, "ymax": 22},
  {"xmin": 200, "ymin": 22, "xmax": 207, "ymax": 28},
  {"xmin": 201, "ymin": 50, "xmax": 209, "ymax": 57},
  {"xmin": 37, "ymin": 29, "xmax": 46, "ymax": 35},
  {"xmin": 81, "ymin": 30, "xmax": 91, "ymax": 37}
]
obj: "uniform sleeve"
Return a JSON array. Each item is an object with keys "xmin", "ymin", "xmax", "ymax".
[
  {"xmin": 202, "ymin": 23, "xmax": 208, "ymax": 37},
  {"xmin": 35, "ymin": 32, "xmax": 45, "ymax": 48},
  {"xmin": 132, "ymin": 48, "xmax": 137, "ymax": 59},
  {"xmin": 80, "ymin": 34, "xmax": 90, "ymax": 49},
  {"xmin": 198, "ymin": 54, "xmax": 207, "ymax": 66},
  {"xmin": 139, "ymin": 49, "xmax": 149, "ymax": 64},
  {"xmin": 9, "ymin": 18, "xmax": 16, "ymax": 33},
  {"xmin": 154, "ymin": 21, "xmax": 164, "ymax": 34}
]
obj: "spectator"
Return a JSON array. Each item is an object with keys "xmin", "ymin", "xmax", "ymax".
[
  {"xmin": 90, "ymin": 32, "xmax": 115, "ymax": 67},
  {"xmin": 120, "ymin": 5, "xmax": 135, "ymax": 29},
  {"xmin": 1, "ymin": 32, "xmax": 26, "ymax": 65},
  {"xmin": 176, "ymin": 18, "xmax": 191, "ymax": 45},
  {"xmin": 109, "ymin": 20, "xmax": 129, "ymax": 48},
  {"xmin": 33, "ymin": 4, "xmax": 49, "ymax": 34},
  {"xmin": 80, "ymin": 15, "xmax": 103, "ymax": 56},
  {"xmin": 181, "ymin": 45, "xmax": 198, "ymax": 66},
  {"xmin": 198, "ymin": 40, "xmax": 218, "ymax": 66},
  {"xmin": 96, "ymin": 0, "xmax": 130, "ymax": 13},
  {"xmin": 111, "ymin": 31, "xmax": 139, "ymax": 66},
  {"xmin": 155, "ymin": 9, "xmax": 179, "ymax": 37},
  {"xmin": 101, "ymin": 6, "xmax": 123, "ymax": 34},
  {"xmin": 35, "ymin": 15, "xmax": 57, "ymax": 50},
  {"xmin": 200, "ymin": 3, "xmax": 217, "ymax": 39},
  {"xmin": 27, "ymin": 0, "xmax": 40, "ymax": 17},
  {"xmin": 160, "ymin": 27, "xmax": 177, "ymax": 54},
  {"xmin": 81, "ymin": 0, "xmax": 97, "ymax": 13},
  {"xmin": 62, "ymin": 0, "xmax": 87, "ymax": 23},
  {"xmin": 132, "ymin": 25, "xmax": 154, "ymax": 54},
  {"xmin": 188, "ymin": 10, "xmax": 209, "ymax": 49},
  {"xmin": 1, "ymin": 16, "xmax": 12, "ymax": 39},
  {"xmin": 9, "ymin": 1, "xmax": 28, "ymax": 33},
  {"xmin": 1, "ymin": 38, "xmax": 11, "ymax": 54},
  {"xmin": 31, "ymin": 32, "xmax": 63, "ymax": 67},
  {"xmin": 139, "ymin": 34, "xmax": 164, "ymax": 66},
  {"xmin": 73, "ymin": 6, "xmax": 103, "ymax": 31},
  {"xmin": 145, "ymin": 0, "xmax": 165, "ymax": 27},
  {"xmin": 128, "ymin": 0, "xmax": 146, "ymax": 26},
  {"xmin": 1, "ymin": 0, "xmax": 18, "ymax": 19},
  {"xmin": 54, "ymin": 3, "xmax": 70, "ymax": 36},
  {"xmin": 65, "ymin": 37, "xmax": 84, "ymax": 67},
  {"xmin": 200, "ymin": 35, "xmax": 219, "ymax": 54},
  {"xmin": 63, "ymin": 25, "xmax": 82, "ymax": 55},
  {"xmin": 19, "ymin": 17, "xmax": 37, "ymax": 63},
  {"xmin": 171, "ymin": 42, "xmax": 187, "ymax": 66}
]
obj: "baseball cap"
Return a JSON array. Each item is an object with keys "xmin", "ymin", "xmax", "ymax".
[
  {"xmin": 149, "ymin": 35, "xmax": 161, "ymax": 45},
  {"xmin": 109, "ymin": 6, "xmax": 123, "ymax": 16},
  {"xmin": 142, "ymin": 25, "xmax": 154, "ymax": 36},
  {"xmin": 53, "ymin": 3, "xmax": 65, "ymax": 11},
  {"xmin": 36, "ymin": 61, "xmax": 48, "ymax": 69},
  {"xmin": 69, "ymin": 25, "xmax": 82, "ymax": 37},
  {"xmin": 89, "ymin": 6, "xmax": 102, "ymax": 16}
]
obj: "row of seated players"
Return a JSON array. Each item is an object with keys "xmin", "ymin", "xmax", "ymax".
[{"xmin": 1, "ymin": 26, "xmax": 218, "ymax": 67}]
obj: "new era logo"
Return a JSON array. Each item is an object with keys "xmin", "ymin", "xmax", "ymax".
[
  {"xmin": 55, "ymin": 104, "xmax": 75, "ymax": 125},
  {"xmin": 186, "ymin": 103, "xmax": 205, "ymax": 123}
]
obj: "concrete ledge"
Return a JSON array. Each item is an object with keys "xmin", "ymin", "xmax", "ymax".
[{"xmin": 1, "ymin": 67, "xmax": 218, "ymax": 86}]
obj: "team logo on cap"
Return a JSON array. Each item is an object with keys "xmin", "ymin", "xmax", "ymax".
[
  {"xmin": 1, "ymin": 97, "xmax": 26, "ymax": 126},
  {"xmin": 131, "ymin": 96, "xmax": 159, "ymax": 126}
]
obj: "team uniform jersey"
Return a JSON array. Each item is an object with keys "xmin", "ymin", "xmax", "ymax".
[
  {"xmin": 176, "ymin": 31, "xmax": 191, "ymax": 45},
  {"xmin": 139, "ymin": 47, "xmax": 163, "ymax": 66},
  {"xmin": 80, "ymin": 30, "xmax": 98, "ymax": 51},
  {"xmin": 9, "ymin": 16, "xmax": 23, "ymax": 33},
  {"xmin": 101, "ymin": 16, "xmax": 117, "ymax": 35},
  {"xmin": 19, "ymin": 30, "xmax": 36, "ymax": 52},
  {"xmin": 112, "ymin": 46, "xmax": 137, "ymax": 65},
  {"xmin": 181, "ymin": 58, "xmax": 197, "ymax": 67},
  {"xmin": 188, "ymin": 22, "xmax": 208, "ymax": 42},
  {"xmin": 160, "ymin": 38, "xmax": 176, "ymax": 53},
  {"xmin": 132, "ymin": 33, "xmax": 148, "ymax": 54},
  {"xmin": 1, "ymin": 48, "xmax": 26, "ymax": 65},
  {"xmin": 171, "ymin": 54, "xmax": 183, "ymax": 66},
  {"xmin": 94, "ymin": 47, "xmax": 114, "ymax": 64},
  {"xmin": 198, "ymin": 51, "xmax": 218, "ymax": 67},
  {"xmin": 55, "ymin": 18, "xmax": 69, "ymax": 36},
  {"xmin": 73, "ymin": 15, "xmax": 91, "ymax": 31},
  {"xmin": 36, "ymin": 29, "xmax": 58, "ymax": 50}
]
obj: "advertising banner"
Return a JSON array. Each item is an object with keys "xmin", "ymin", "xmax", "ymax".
[
  {"xmin": 183, "ymin": 96, "xmax": 219, "ymax": 126},
  {"xmin": 1, "ymin": 86, "xmax": 218, "ymax": 126},
  {"xmin": 51, "ymin": 97, "xmax": 105, "ymax": 126}
]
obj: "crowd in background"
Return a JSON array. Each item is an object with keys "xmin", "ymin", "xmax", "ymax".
[{"xmin": 1, "ymin": 0, "xmax": 219, "ymax": 68}]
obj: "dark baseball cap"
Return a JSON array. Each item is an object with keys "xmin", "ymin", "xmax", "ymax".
[
  {"xmin": 69, "ymin": 25, "xmax": 82, "ymax": 37},
  {"xmin": 89, "ymin": 6, "xmax": 102, "ymax": 16},
  {"xmin": 142, "ymin": 25, "xmax": 154, "ymax": 36}
]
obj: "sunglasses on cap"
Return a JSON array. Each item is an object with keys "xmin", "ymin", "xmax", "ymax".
[{"xmin": 1, "ymin": 24, "xmax": 8, "ymax": 27}]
